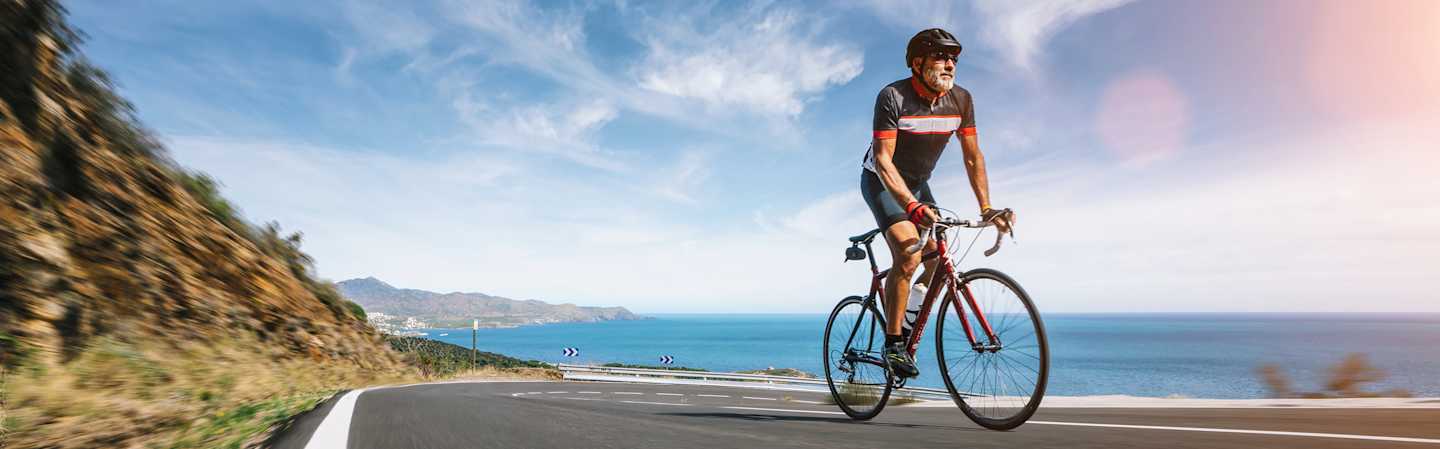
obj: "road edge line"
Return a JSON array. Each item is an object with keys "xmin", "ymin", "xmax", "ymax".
[
  {"xmin": 302, "ymin": 388, "xmax": 368, "ymax": 449},
  {"xmin": 1029, "ymin": 420, "xmax": 1440, "ymax": 444}
]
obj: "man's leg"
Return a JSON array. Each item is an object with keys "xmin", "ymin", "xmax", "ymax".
[
  {"xmin": 882, "ymin": 220, "xmax": 926, "ymax": 378},
  {"xmin": 882, "ymin": 220, "xmax": 923, "ymax": 337},
  {"xmin": 914, "ymin": 241, "xmax": 941, "ymax": 287}
]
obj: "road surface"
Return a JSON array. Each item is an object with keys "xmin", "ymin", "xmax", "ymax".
[{"xmin": 270, "ymin": 381, "xmax": 1440, "ymax": 449}]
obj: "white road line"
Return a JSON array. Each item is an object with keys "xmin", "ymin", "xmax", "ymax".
[
  {"xmin": 790, "ymin": 400, "xmax": 826, "ymax": 405},
  {"xmin": 697, "ymin": 394, "xmax": 730, "ymax": 398},
  {"xmin": 527, "ymin": 392, "xmax": 543, "ymax": 395},
  {"xmin": 743, "ymin": 396, "xmax": 778, "ymax": 401},
  {"xmin": 560, "ymin": 397, "xmax": 604, "ymax": 401},
  {"xmin": 614, "ymin": 392, "xmax": 644, "ymax": 395},
  {"xmin": 1030, "ymin": 421, "xmax": 1440, "ymax": 444},
  {"xmin": 546, "ymin": 391, "xmax": 569, "ymax": 394},
  {"xmin": 578, "ymin": 391, "xmax": 602, "ymax": 394},
  {"xmin": 724, "ymin": 406, "xmax": 845, "ymax": 415},
  {"xmin": 303, "ymin": 388, "xmax": 368, "ymax": 449},
  {"xmin": 622, "ymin": 400, "xmax": 692, "ymax": 406},
  {"xmin": 656, "ymin": 393, "xmax": 684, "ymax": 397}
]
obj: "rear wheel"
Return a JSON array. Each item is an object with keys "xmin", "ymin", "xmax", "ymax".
[
  {"xmin": 823, "ymin": 296, "xmax": 893, "ymax": 420},
  {"xmin": 935, "ymin": 269, "xmax": 1048, "ymax": 430}
]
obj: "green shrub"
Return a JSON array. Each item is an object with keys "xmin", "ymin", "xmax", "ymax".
[
  {"xmin": 344, "ymin": 301, "xmax": 366, "ymax": 321},
  {"xmin": 386, "ymin": 336, "xmax": 548, "ymax": 376},
  {"xmin": 177, "ymin": 170, "xmax": 247, "ymax": 235}
]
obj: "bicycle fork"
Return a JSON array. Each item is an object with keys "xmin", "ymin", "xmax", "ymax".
[{"xmin": 953, "ymin": 275, "xmax": 1003, "ymax": 352}]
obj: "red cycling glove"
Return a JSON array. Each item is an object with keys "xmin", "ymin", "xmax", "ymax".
[{"xmin": 905, "ymin": 201, "xmax": 929, "ymax": 225}]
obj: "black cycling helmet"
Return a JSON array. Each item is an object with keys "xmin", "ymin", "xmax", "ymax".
[{"xmin": 905, "ymin": 28, "xmax": 962, "ymax": 70}]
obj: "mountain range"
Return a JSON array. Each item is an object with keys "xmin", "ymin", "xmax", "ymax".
[{"xmin": 337, "ymin": 277, "xmax": 644, "ymax": 328}]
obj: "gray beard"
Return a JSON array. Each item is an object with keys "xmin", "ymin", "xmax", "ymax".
[{"xmin": 924, "ymin": 69, "xmax": 954, "ymax": 93}]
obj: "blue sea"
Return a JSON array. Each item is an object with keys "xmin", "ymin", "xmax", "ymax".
[{"xmin": 419, "ymin": 313, "xmax": 1440, "ymax": 399}]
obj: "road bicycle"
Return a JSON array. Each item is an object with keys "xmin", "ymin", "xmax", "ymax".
[{"xmin": 822, "ymin": 207, "xmax": 1049, "ymax": 430}]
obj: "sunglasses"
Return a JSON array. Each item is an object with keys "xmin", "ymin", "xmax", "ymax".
[{"xmin": 928, "ymin": 50, "xmax": 959, "ymax": 63}]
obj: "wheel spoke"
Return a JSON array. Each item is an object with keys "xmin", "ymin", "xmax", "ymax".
[{"xmin": 933, "ymin": 273, "xmax": 1047, "ymax": 428}]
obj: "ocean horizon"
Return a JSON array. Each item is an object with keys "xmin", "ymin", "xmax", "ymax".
[{"xmin": 417, "ymin": 312, "xmax": 1440, "ymax": 399}]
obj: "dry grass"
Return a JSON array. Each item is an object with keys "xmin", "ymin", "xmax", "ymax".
[
  {"xmin": 447, "ymin": 366, "xmax": 563, "ymax": 381},
  {"xmin": 2, "ymin": 366, "xmax": 12, "ymax": 447},
  {"xmin": 1, "ymin": 334, "xmax": 566, "ymax": 449},
  {"xmin": 1258, "ymin": 353, "xmax": 1413, "ymax": 399},
  {"xmin": 822, "ymin": 382, "xmax": 924, "ymax": 407},
  {"xmin": 4, "ymin": 335, "xmax": 419, "ymax": 449}
]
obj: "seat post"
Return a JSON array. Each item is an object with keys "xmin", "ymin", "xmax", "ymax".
[{"xmin": 864, "ymin": 240, "xmax": 879, "ymax": 274}]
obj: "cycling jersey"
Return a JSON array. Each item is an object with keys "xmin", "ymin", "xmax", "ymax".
[{"xmin": 862, "ymin": 77, "xmax": 976, "ymax": 185}]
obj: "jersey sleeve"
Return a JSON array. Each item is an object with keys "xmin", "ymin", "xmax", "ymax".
[
  {"xmin": 873, "ymin": 87, "xmax": 899, "ymax": 139},
  {"xmin": 958, "ymin": 89, "xmax": 977, "ymax": 137}
]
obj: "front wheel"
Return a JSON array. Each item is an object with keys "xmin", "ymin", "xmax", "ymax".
[
  {"xmin": 936, "ymin": 268, "xmax": 1049, "ymax": 430},
  {"xmin": 823, "ymin": 296, "xmax": 893, "ymax": 420}
]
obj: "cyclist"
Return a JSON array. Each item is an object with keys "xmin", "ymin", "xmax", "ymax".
[{"xmin": 860, "ymin": 28, "xmax": 1013, "ymax": 378}]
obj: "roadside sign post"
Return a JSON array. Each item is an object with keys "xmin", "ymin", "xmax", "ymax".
[{"xmin": 471, "ymin": 319, "xmax": 478, "ymax": 372}]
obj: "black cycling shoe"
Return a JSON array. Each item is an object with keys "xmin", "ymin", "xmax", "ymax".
[{"xmin": 886, "ymin": 342, "xmax": 920, "ymax": 378}]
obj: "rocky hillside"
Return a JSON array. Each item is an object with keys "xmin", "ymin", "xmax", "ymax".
[
  {"xmin": 0, "ymin": 3, "xmax": 412, "ymax": 447},
  {"xmin": 339, "ymin": 277, "xmax": 644, "ymax": 327}
]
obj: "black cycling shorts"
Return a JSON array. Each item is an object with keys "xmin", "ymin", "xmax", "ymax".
[{"xmin": 861, "ymin": 169, "xmax": 936, "ymax": 230}]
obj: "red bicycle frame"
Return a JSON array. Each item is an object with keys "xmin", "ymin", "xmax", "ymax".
[{"xmin": 863, "ymin": 229, "xmax": 1000, "ymax": 358}]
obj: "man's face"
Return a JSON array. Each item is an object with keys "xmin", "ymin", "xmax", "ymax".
[{"xmin": 915, "ymin": 50, "xmax": 957, "ymax": 93}]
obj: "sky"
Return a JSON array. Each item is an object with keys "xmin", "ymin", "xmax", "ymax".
[{"xmin": 67, "ymin": 0, "xmax": 1439, "ymax": 313}]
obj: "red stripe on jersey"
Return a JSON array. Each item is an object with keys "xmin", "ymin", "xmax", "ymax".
[
  {"xmin": 874, "ymin": 129, "xmax": 897, "ymax": 139},
  {"xmin": 959, "ymin": 127, "xmax": 977, "ymax": 136},
  {"xmin": 900, "ymin": 115, "xmax": 963, "ymax": 119}
]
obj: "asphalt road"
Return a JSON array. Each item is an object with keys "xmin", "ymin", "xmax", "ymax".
[{"xmin": 270, "ymin": 381, "xmax": 1440, "ymax": 449}]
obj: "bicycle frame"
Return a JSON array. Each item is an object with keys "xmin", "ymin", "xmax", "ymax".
[{"xmin": 857, "ymin": 226, "xmax": 1001, "ymax": 360}]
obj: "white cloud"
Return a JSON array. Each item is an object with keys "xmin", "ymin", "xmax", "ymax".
[
  {"xmin": 971, "ymin": 0, "xmax": 1138, "ymax": 74},
  {"xmin": 341, "ymin": 1, "xmax": 437, "ymax": 54},
  {"xmin": 779, "ymin": 191, "xmax": 873, "ymax": 240},
  {"xmin": 634, "ymin": 6, "xmax": 864, "ymax": 117},
  {"xmin": 857, "ymin": 0, "xmax": 1139, "ymax": 76},
  {"xmin": 654, "ymin": 150, "xmax": 711, "ymax": 204},
  {"xmin": 162, "ymin": 135, "xmax": 863, "ymax": 312},
  {"xmin": 444, "ymin": 0, "xmax": 607, "ymax": 91},
  {"xmin": 440, "ymin": 69, "xmax": 627, "ymax": 172}
]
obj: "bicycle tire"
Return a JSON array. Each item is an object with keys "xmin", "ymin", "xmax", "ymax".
[
  {"xmin": 935, "ymin": 268, "xmax": 1049, "ymax": 430},
  {"xmin": 823, "ymin": 295, "xmax": 894, "ymax": 420}
]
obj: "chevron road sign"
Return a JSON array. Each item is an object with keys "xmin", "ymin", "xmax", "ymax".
[
  {"xmin": 562, "ymin": 347, "xmax": 580, "ymax": 357},
  {"xmin": 659, "ymin": 355, "xmax": 674, "ymax": 364}
]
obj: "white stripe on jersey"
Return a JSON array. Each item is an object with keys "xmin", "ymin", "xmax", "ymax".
[{"xmin": 897, "ymin": 116, "xmax": 962, "ymax": 134}]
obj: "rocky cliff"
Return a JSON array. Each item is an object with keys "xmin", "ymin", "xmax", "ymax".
[{"xmin": 0, "ymin": 3, "xmax": 409, "ymax": 447}]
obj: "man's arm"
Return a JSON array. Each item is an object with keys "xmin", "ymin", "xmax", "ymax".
[
  {"xmin": 873, "ymin": 138, "xmax": 936, "ymax": 226},
  {"xmin": 959, "ymin": 131, "xmax": 1011, "ymax": 232},
  {"xmin": 958, "ymin": 133, "xmax": 991, "ymax": 212}
]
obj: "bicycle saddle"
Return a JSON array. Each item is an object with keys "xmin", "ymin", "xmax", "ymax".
[{"xmin": 849, "ymin": 228, "xmax": 882, "ymax": 244}]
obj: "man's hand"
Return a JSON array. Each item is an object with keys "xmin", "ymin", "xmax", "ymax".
[
  {"xmin": 982, "ymin": 207, "xmax": 1015, "ymax": 235},
  {"xmin": 907, "ymin": 202, "xmax": 938, "ymax": 228}
]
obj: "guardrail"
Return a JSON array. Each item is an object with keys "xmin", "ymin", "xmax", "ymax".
[{"xmin": 555, "ymin": 363, "xmax": 964, "ymax": 400}]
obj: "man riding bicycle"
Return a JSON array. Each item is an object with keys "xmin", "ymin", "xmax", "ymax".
[{"xmin": 861, "ymin": 28, "xmax": 1013, "ymax": 379}]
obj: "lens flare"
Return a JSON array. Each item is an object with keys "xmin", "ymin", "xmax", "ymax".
[{"xmin": 1095, "ymin": 69, "xmax": 1191, "ymax": 165}]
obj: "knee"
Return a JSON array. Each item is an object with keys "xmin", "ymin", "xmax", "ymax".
[{"xmin": 893, "ymin": 251, "xmax": 921, "ymax": 275}]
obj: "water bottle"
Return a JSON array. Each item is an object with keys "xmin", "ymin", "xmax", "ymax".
[{"xmin": 902, "ymin": 283, "xmax": 927, "ymax": 334}]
